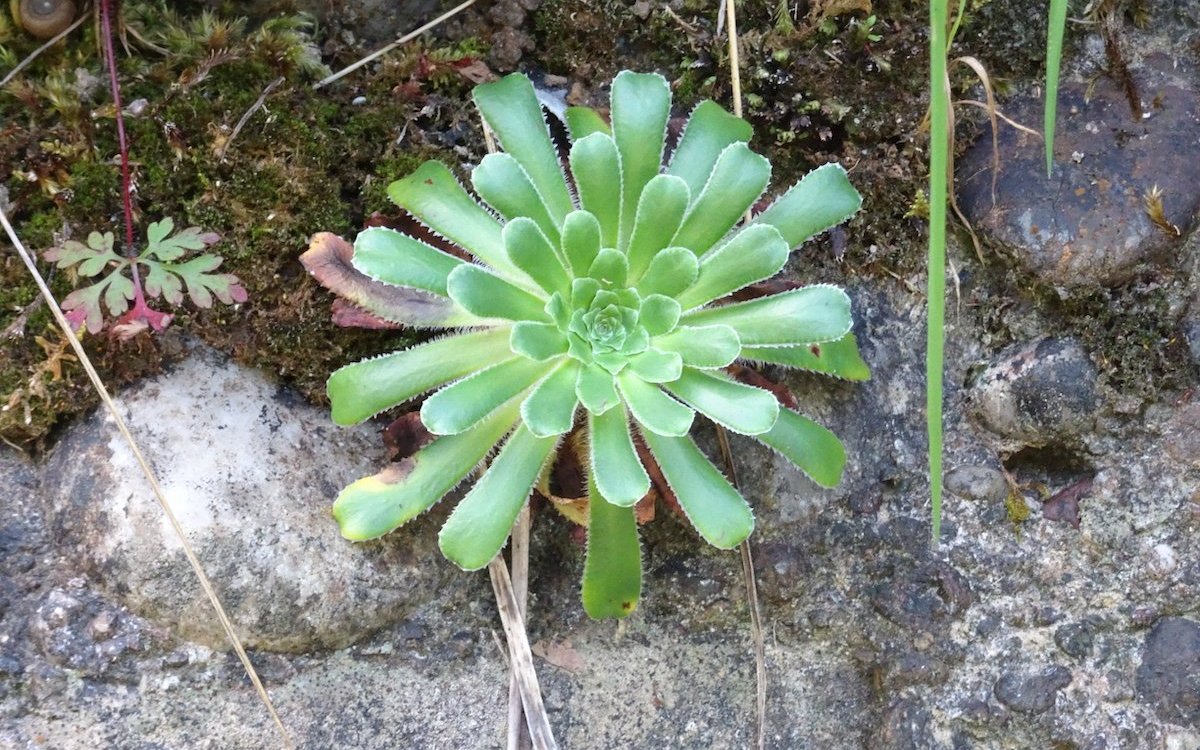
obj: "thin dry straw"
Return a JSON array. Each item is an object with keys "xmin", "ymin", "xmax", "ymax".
[
  {"xmin": 313, "ymin": 0, "xmax": 478, "ymax": 89},
  {"xmin": 721, "ymin": 0, "xmax": 767, "ymax": 746},
  {"xmin": 0, "ymin": 12, "xmax": 90, "ymax": 88},
  {"xmin": 0, "ymin": 208, "xmax": 294, "ymax": 749}
]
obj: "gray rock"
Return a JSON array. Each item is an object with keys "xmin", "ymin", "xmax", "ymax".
[
  {"xmin": 38, "ymin": 345, "xmax": 455, "ymax": 653},
  {"xmin": 968, "ymin": 337, "xmax": 1099, "ymax": 450},
  {"xmin": 1162, "ymin": 398, "xmax": 1200, "ymax": 469},
  {"xmin": 1055, "ymin": 619, "xmax": 1099, "ymax": 660},
  {"xmin": 945, "ymin": 464, "xmax": 1009, "ymax": 503},
  {"xmin": 994, "ymin": 665, "xmax": 1073, "ymax": 714},
  {"xmin": 1136, "ymin": 618, "xmax": 1200, "ymax": 728},
  {"xmin": 958, "ymin": 55, "xmax": 1200, "ymax": 288}
]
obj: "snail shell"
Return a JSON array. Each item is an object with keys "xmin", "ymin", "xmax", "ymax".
[{"xmin": 14, "ymin": 0, "xmax": 78, "ymax": 40}]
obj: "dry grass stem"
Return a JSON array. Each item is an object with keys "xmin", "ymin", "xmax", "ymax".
[
  {"xmin": 220, "ymin": 76, "xmax": 287, "ymax": 160},
  {"xmin": 716, "ymin": 425, "xmax": 767, "ymax": 750},
  {"xmin": 313, "ymin": 0, "xmax": 478, "ymax": 89},
  {"xmin": 507, "ymin": 506, "xmax": 533, "ymax": 750},
  {"xmin": 0, "ymin": 12, "xmax": 90, "ymax": 88},
  {"xmin": 488, "ymin": 557, "xmax": 558, "ymax": 750}
]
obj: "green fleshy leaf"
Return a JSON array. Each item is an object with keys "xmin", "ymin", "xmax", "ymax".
[
  {"xmin": 387, "ymin": 161, "xmax": 517, "ymax": 277},
  {"xmin": 635, "ymin": 247, "xmax": 698, "ymax": 299},
  {"xmin": 438, "ymin": 424, "xmax": 558, "ymax": 570},
  {"xmin": 639, "ymin": 430, "xmax": 754, "ymax": 549},
  {"xmin": 569, "ymin": 133, "xmax": 621, "ymax": 249},
  {"xmin": 351, "ymin": 227, "xmax": 463, "ymax": 296},
  {"xmin": 752, "ymin": 163, "xmax": 862, "ymax": 249},
  {"xmin": 625, "ymin": 175, "xmax": 690, "ymax": 282},
  {"xmin": 638, "ymin": 294, "xmax": 681, "ymax": 336},
  {"xmin": 589, "ymin": 402, "xmax": 651, "ymax": 506},
  {"xmin": 628, "ymin": 348, "xmax": 683, "ymax": 383},
  {"xmin": 673, "ymin": 224, "xmax": 789, "ymax": 310},
  {"xmin": 667, "ymin": 100, "xmax": 754, "ymax": 199},
  {"xmin": 742, "ymin": 332, "xmax": 871, "ymax": 381},
  {"xmin": 663, "ymin": 368, "xmax": 779, "ymax": 435},
  {"xmin": 653, "ymin": 325, "xmax": 740, "ymax": 368},
  {"xmin": 333, "ymin": 403, "xmax": 520, "ymax": 540},
  {"xmin": 577, "ymin": 363, "xmax": 619, "ymax": 414},
  {"xmin": 511, "ymin": 321, "xmax": 568, "ymax": 361},
  {"xmin": 754, "ymin": 408, "xmax": 846, "ymax": 488},
  {"xmin": 587, "ymin": 248, "xmax": 629, "ymax": 288},
  {"xmin": 611, "ymin": 71, "xmax": 671, "ymax": 252},
  {"xmin": 566, "ymin": 106, "xmax": 611, "ymax": 139},
  {"xmin": 421, "ymin": 357, "xmax": 547, "ymax": 435},
  {"xmin": 473, "ymin": 153, "xmax": 562, "ymax": 243},
  {"xmin": 682, "ymin": 285, "xmax": 851, "ymax": 346},
  {"xmin": 473, "ymin": 73, "xmax": 574, "ymax": 223},
  {"xmin": 571, "ymin": 278, "xmax": 601, "ymax": 310},
  {"xmin": 446, "ymin": 264, "xmax": 549, "ymax": 322},
  {"xmin": 327, "ymin": 328, "xmax": 512, "ymax": 425},
  {"xmin": 617, "ymin": 372, "xmax": 694, "ymax": 437},
  {"xmin": 504, "ymin": 218, "xmax": 570, "ymax": 297},
  {"xmin": 673, "ymin": 143, "xmax": 770, "ymax": 255},
  {"xmin": 546, "ymin": 292, "xmax": 570, "ymax": 328},
  {"xmin": 581, "ymin": 474, "xmax": 642, "ymax": 619},
  {"xmin": 520, "ymin": 359, "xmax": 581, "ymax": 437},
  {"xmin": 562, "ymin": 211, "xmax": 603, "ymax": 277}
]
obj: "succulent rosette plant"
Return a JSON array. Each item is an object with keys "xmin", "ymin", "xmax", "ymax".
[{"xmin": 304, "ymin": 71, "xmax": 868, "ymax": 618}]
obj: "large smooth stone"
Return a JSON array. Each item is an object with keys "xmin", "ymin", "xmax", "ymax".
[{"xmin": 39, "ymin": 345, "xmax": 453, "ymax": 653}]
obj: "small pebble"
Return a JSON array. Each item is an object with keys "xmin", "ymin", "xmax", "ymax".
[{"xmin": 352, "ymin": 95, "xmax": 367, "ymax": 106}]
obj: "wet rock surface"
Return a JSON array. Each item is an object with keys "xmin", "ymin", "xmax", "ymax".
[{"xmin": 958, "ymin": 54, "xmax": 1200, "ymax": 288}]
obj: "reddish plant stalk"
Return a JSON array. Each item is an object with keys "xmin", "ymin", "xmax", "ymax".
[
  {"xmin": 98, "ymin": 0, "xmax": 146, "ymax": 307},
  {"xmin": 99, "ymin": 0, "xmax": 172, "ymax": 332}
]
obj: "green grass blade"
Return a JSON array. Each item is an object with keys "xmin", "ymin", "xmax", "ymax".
[
  {"xmin": 928, "ymin": 0, "xmax": 950, "ymax": 544},
  {"xmin": 581, "ymin": 474, "xmax": 642, "ymax": 619},
  {"xmin": 1045, "ymin": 0, "xmax": 1069, "ymax": 176}
]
